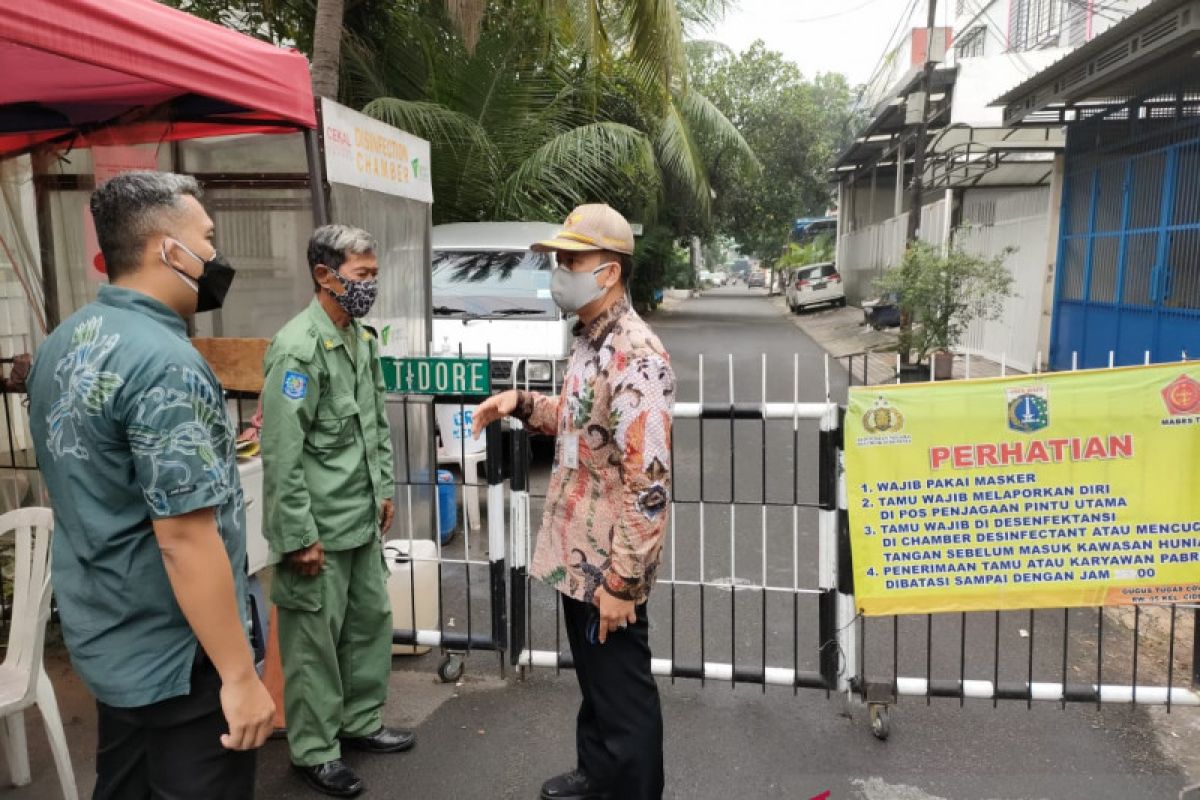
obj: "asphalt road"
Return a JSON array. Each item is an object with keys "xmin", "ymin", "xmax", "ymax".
[{"xmin": 17, "ymin": 287, "xmax": 1193, "ymax": 800}]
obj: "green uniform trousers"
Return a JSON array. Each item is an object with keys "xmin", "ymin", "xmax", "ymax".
[{"xmin": 273, "ymin": 540, "xmax": 392, "ymax": 766}]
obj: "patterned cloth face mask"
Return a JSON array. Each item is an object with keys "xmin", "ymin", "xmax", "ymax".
[{"xmin": 327, "ymin": 269, "xmax": 379, "ymax": 318}]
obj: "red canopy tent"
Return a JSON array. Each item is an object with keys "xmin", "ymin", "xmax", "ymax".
[{"xmin": 0, "ymin": 0, "xmax": 317, "ymax": 156}]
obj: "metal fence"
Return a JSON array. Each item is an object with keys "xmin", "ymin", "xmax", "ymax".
[
  {"xmin": 4, "ymin": 351, "xmax": 1199, "ymax": 741},
  {"xmin": 504, "ymin": 352, "xmax": 1200, "ymax": 742},
  {"xmin": 509, "ymin": 355, "xmax": 849, "ymax": 696},
  {"xmin": 383, "ymin": 393, "xmax": 509, "ymax": 682}
]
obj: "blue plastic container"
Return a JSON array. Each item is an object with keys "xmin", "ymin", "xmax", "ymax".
[{"xmin": 436, "ymin": 469, "xmax": 457, "ymax": 544}]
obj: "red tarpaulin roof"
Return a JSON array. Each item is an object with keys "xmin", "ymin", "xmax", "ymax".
[{"xmin": 0, "ymin": 0, "xmax": 316, "ymax": 156}]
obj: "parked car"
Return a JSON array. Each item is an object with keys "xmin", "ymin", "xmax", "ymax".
[
  {"xmin": 786, "ymin": 262, "xmax": 845, "ymax": 312},
  {"xmin": 747, "ymin": 272, "xmax": 766, "ymax": 288}
]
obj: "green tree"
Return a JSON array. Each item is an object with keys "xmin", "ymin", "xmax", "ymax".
[
  {"xmin": 777, "ymin": 233, "xmax": 834, "ymax": 269},
  {"xmin": 691, "ymin": 42, "xmax": 855, "ymax": 266},
  {"xmin": 876, "ymin": 242, "xmax": 1015, "ymax": 363},
  {"xmin": 166, "ymin": 0, "xmax": 752, "ymax": 229}
]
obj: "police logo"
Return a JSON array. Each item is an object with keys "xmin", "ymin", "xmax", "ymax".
[
  {"xmin": 1006, "ymin": 386, "xmax": 1048, "ymax": 433},
  {"xmin": 282, "ymin": 370, "xmax": 309, "ymax": 400},
  {"xmin": 862, "ymin": 397, "xmax": 904, "ymax": 434}
]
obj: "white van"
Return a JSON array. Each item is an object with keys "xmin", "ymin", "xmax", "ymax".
[{"xmin": 431, "ymin": 222, "xmax": 570, "ymax": 395}]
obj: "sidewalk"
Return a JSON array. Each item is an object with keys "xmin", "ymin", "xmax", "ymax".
[{"xmin": 771, "ymin": 296, "xmax": 1025, "ymax": 385}]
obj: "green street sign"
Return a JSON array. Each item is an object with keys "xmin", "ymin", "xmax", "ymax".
[{"xmin": 382, "ymin": 357, "xmax": 491, "ymax": 396}]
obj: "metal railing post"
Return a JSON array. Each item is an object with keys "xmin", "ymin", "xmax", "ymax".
[
  {"xmin": 508, "ymin": 425, "xmax": 530, "ymax": 667},
  {"xmin": 485, "ymin": 421, "xmax": 507, "ymax": 668}
]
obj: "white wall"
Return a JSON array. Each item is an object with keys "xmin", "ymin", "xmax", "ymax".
[
  {"xmin": 951, "ymin": 50, "xmax": 1072, "ymax": 126},
  {"xmin": 949, "ymin": 0, "xmax": 1155, "ymax": 126},
  {"xmin": 838, "ymin": 198, "xmax": 950, "ymax": 306},
  {"xmin": 956, "ymin": 186, "xmax": 1053, "ymax": 372}
]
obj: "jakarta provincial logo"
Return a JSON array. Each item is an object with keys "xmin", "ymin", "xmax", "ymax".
[
  {"xmin": 1006, "ymin": 385, "xmax": 1049, "ymax": 433},
  {"xmin": 1162, "ymin": 374, "xmax": 1200, "ymax": 416},
  {"xmin": 862, "ymin": 397, "xmax": 905, "ymax": 434}
]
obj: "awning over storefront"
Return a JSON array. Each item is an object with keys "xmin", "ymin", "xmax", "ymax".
[
  {"xmin": 831, "ymin": 66, "xmax": 1063, "ymax": 189},
  {"xmin": 994, "ymin": 0, "xmax": 1200, "ymax": 125},
  {"xmin": 0, "ymin": 0, "xmax": 316, "ymax": 156},
  {"xmin": 832, "ymin": 66, "xmax": 958, "ymax": 179}
]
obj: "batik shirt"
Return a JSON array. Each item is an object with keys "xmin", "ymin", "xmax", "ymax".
[
  {"xmin": 27, "ymin": 285, "xmax": 249, "ymax": 708},
  {"xmin": 517, "ymin": 297, "xmax": 675, "ymax": 604}
]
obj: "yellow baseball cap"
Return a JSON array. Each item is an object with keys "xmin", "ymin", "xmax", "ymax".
[{"xmin": 532, "ymin": 204, "xmax": 635, "ymax": 256}]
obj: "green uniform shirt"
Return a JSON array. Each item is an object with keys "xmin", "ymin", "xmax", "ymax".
[
  {"xmin": 27, "ymin": 285, "xmax": 250, "ymax": 708},
  {"xmin": 261, "ymin": 299, "xmax": 395, "ymax": 555}
]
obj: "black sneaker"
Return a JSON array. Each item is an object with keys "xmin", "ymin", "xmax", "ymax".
[
  {"xmin": 539, "ymin": 769, "xmax": 610, "ymax": 800},
  {"xmin": 292, "ymin": 760, "xmax": 364, "ymax": 798}
]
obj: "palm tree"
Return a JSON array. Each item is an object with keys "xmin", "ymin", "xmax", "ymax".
[
  {"xmin": 350, "ymin": 0, "xmax": 755, "ymax": 225},
  {"xmin": 311, "ymin": 0, "xmax": 347, "ymax": 98},
  {"xmin": 162, "ymin": 0, "xmax": 756, "ymax": 300}
]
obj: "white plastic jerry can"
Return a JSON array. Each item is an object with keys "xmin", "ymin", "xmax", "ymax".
[{"xmin": 384, "ymin": 539, "xmax": 440, "ymax": 656}]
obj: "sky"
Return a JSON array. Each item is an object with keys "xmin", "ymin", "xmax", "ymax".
[{"xmin": 707, "ymin": 0, "xmax": 955, "ymax": 87}]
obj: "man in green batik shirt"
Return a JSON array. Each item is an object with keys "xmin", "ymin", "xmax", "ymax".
[
  {"xmin": 28, "ymin": 172, "xmax": 274, "ymax": 799},
  {"xmin": 261, "ymin": 224, "xmax": 412, "ymax": 799}
]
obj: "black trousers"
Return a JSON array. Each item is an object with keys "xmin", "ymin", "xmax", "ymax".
[
  {"xmin": 93, "ymin": 653, "xmax": 256, "ymax": 800},
  {"xmin": 561, "ymin": 595, "xmax": 664, "ymax": 800}
]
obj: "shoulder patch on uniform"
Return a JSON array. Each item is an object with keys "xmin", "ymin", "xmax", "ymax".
[
  {"xmin": 362, "ymin": 324, "xmax": 378, "ymax": 341},
  {"xmin": 282, "ymin": 370, "xmax": 309, "ymax": 400}
]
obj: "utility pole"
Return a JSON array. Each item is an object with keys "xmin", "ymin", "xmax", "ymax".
[{"xmin": 905, "ymin": 0, "xmax": 939, "ymax": 243}]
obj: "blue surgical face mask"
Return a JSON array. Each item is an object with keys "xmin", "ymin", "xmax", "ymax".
[{"xmin": 550, "ymin": 261, "xmax": 615, "ymax": 313}]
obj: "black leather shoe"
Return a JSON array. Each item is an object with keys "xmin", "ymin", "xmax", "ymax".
[
  {"xmin": 539, "ymin": 769, "xmax": 610, "ymax": 800},
  {"xmin": 341, "ymin": 726, "xmax": 416, "ymax": 754},
  {"xmin": 292, "ymin": 760, "xmax": 363, "ymax": 798}
]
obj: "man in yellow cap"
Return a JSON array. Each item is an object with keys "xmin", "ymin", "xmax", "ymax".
[{"xmin": 474, "ymin": 204, "xmax": 675, "ymax": 800}]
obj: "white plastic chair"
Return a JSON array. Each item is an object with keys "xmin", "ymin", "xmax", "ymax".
[
  {"xmin": 0, "ymin": 508, "xmax": 77, "ymax": 800},
  {"xmin": 435, "ymin": 404, "xmax": 487, "ymax": 530}
]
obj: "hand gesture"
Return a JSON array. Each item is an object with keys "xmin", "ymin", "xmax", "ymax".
[{"xmin": 471, "ymin": 390, "xmax": 519, "ymax": 440}]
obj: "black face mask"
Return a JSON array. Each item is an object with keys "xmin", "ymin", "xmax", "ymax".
[{"xmin": 164, "ymin": 240, "xmax": 237, "ymax": 313}]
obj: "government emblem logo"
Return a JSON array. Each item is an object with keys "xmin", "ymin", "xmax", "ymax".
[
  {"xmin": 1162, "ymin": 374, "xmax": 1200, "ymax": 416},
  {"xmin": 282, "ymin": 370, "xmax": 309, "ymax": 400},
  {"xmin": 862, "ymin": 397, "xmax": 905, "ymax": 434},
  {"xmin": 1006, "ymin": 386, "xmax": 1049, "ymax": 433}
]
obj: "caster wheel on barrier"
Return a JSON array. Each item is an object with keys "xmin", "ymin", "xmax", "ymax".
[
  {"xmin": 438, "ymin": 654, "xmax": 464, "ymax": 683},
  {"xmin": 869, "ymin": 703, "xmax": 890, "ymax": 741}
]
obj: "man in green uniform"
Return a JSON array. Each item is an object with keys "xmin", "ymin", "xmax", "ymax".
[{"xmin": 261, "ymin": 224, "xmax": 413, "ymax": 798}]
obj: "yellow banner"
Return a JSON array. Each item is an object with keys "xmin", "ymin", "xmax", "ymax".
[{"xmin": 845, "ymin": 363, "xmax": 1200, "ymax": 616}]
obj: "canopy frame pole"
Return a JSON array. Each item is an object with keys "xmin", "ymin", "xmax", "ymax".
[{"xmin": 304, "ymin": 103, "xmax": 330, "ymax": 227}]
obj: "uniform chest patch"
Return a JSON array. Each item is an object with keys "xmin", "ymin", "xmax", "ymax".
[{"xmin": 282, "ymin": 370, "xmax": 309, "ymax": 400}]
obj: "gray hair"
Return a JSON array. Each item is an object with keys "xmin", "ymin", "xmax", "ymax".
[
  {"xmin": 89, "ymin": 171, "xmax": 202, "ymax": 280},
  {"xmin": 307, "ymin": 224, "xmax": 377, "ymax": 288}
]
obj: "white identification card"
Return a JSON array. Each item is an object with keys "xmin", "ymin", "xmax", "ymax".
[{"xmin": 562, "ymin": 433, "xmax": 580, "ymax": 469}]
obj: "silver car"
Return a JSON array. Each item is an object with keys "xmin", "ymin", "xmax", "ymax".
[{"xmin": 786, "ymin": 262, "xmax": 845, "ymax": 312}]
